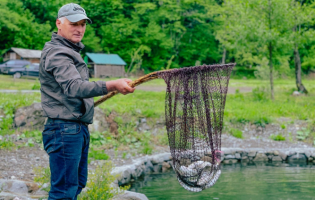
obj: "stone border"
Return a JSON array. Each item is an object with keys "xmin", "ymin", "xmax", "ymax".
[
  {"xmin": 112, "ymin": 148, "xmax": 315, "ymax": 186},
  {"xmin": 1, "ymin": 148, "xmax": 314, "ymax": 200}
]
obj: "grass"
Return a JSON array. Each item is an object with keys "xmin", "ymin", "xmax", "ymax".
[
  {"xmin": 0, "ymin": 77, "xmax": 314, "ymax": 149},
  {"xmin": 270, "ymin": 134, "xmax": 286, "ymax": 141},
  {"xmin": 229, "ymin": 128, "xmax": 243, "ymax": 139},
  {"xmin": 34, "ymin": 161, "xmax": 128, "ymax": 199}
]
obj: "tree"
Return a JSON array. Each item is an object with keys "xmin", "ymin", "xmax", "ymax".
[
  {"xmin": 289, "ymin": 0, "xmax": 315, "ymax": 94},
  {"xmin": 218, "ymin": 0, "xmax": 293, "ymax": 100},
  {"xmin": 0, "ymin": 0, "xmax": 51, "ymax": 53}
]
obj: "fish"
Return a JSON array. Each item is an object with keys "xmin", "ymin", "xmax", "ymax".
[
  {"xmin": 204, "ymin": 170, "xmax": 221, "ymax": 189},
  {"xmin": 177, "ymin": 176, "xmax": 202, "ymax": 192}
]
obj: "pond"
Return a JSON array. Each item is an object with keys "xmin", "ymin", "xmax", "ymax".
[{"xmin": 129, "ymin": 162, "xmax": 315, "ymax": 200}]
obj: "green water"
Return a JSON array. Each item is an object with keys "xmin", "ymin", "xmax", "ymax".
[{"xmin": 129, "ymin": 163, "xmax": 315, "ymax": 200}]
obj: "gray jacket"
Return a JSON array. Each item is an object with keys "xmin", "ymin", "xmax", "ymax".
[{"xmin": 39, "ymin": 33, "xmax": 107, "ymax": 124}]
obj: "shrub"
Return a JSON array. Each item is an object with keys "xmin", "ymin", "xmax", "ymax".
[
  {"xmin": 78, "ymin": 161, "xmax": 129, "ymax": 200},
  {"xmin": 252, "ymin": 87, "xmax": 269, "ymax": 101},
  {"xmin": 270, "ymin": 134, "xmax": 286, "ymax": 141},
  {"xmin": 229, "ymin": 128, "xmax": 243, "ymax": 139},
  {"xmin": 0, "ymin": 138, "xmax": 16, "ymax": 150},
  {"xmin": 89, "ymin": 148, "xmax": 110, "ymax": 160},
  {"xmin": 34, "ymin": 166, "xmax": 51, "ymax": 192}
]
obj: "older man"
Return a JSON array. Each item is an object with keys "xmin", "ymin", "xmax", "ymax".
[{"xmin": 39, "ymin": 3, "xmax": 135, "ymax": 200}]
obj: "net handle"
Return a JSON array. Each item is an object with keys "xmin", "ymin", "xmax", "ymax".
[{"xmin": 94, "ymin": 71, "xmax": 163, "ymax": 107}]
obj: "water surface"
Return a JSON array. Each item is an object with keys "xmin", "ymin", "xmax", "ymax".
[{"xmin": 129, "ymin": 163, "xmax": 315, "ymax": 200}]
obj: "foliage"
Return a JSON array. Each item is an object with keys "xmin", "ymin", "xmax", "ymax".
[
  {"xmin": 229, "ymin": 128, "xmax": 243, "ymax": 139},
  {"xmin": 33, "ymin": 166, "xmax": 51, "ymax": 192},
  {"xmin": 0, "ymin": 137, "xmax": 16, "ymax": 150},
  {"xmin": 89, "ymin": 148, "xmax": 110, "ymax": 161},
  {"xmin": 0, "ymin": 92, "xmax": 40, "ymax": 134},
  {"xmin": 78, "ymin": 161, "xmax": 129, "ymax": 200},
  {"xmin": 296, "ymin": 127, "xmax": 311, "ymax": 140},
  {"xmin": 270, "ymin": 134, "xmax": 286, "ymax": 141},
  {"xmin": 252, "ymin": 87, "xmax": 269, "ymax": 102}
]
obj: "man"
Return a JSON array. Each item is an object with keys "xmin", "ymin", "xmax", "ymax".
[{"xmin": 39, "ymin": 3, "xmax": 135, "ymax": 200}]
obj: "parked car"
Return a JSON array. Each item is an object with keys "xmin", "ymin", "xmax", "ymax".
[
  {"xmin": 0, "ymin": 60, "xmax": 31, "ymax": 74},
  {"xmin": 2, "ymin": 63, "xmax": 39, "ymax": 79}
]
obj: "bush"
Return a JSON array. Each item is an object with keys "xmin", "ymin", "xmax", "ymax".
[
  {"xmin": 252, "ymin": 87, "xmax": 269, "ymax": 101},
  {"xmin": 78, "ymin": 161, "xmax": 129, "ymax": 200},
  {"xmin": 270, "ymin": 134, "xmax": 286, "ymax": 141},
  {"xmin": 229, "ymin": 128, "xmax": 243, "ymax": 139},
  {"xmin": 0, "ymin": 138, "xmax": 16, "ymax": 150},
  {"xmin": 34, "ymin": 166, "xmax": 51, "ymax": 192},
  {"xmin": 89, "ymin": 148, "xmax": 110, "ymax": 160}
]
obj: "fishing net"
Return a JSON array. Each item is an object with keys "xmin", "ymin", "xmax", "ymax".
[
  {"xmin": 94, "ymin": 63, "xmax": 235, "ymax": 192},
  {"xmin": 156, "ymin": 63, "xmax": 235, "ymax": 192}
]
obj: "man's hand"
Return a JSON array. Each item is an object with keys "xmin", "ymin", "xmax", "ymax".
[{"xmin": 105, "ymin": 79, "xmax": 135, "ymax": 95}]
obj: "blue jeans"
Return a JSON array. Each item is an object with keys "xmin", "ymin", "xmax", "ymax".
[{"xmin": 42, "ymin": 120, "xmax": 90, "ymax": 200}]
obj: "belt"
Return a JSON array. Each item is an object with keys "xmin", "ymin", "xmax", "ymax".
[{"xmin": 45, "ymin": 118, "xmax": 89, "ymax": 126}]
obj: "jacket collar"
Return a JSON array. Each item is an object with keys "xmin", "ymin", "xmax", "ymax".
[{"xmin": 51, "ymin": 32, "xmax": 85, "ymax": 52}]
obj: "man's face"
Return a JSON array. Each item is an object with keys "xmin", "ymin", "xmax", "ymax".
[{"xmin": 56, "ymin": 18, "xmax": 86, "ymax": 43}]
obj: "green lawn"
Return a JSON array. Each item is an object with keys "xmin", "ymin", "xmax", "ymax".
[{"xmin": 1, "ymin": 76, "xmax": 314, "ymax": 132}]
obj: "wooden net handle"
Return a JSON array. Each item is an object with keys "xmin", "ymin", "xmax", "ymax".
[{"xmin": 94, "ymin": 71, "xmax": 162, "ymax": 107}]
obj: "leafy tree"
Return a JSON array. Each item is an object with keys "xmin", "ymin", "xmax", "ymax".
[
  {"xmin": 0, "ymin": 0, "xmax": 51, "ymax": 53},
  {"xmin": 218, "ymin": 0, "xmax": 294, "ymax": 99},
  {"xmin": 288, "ymin": 0, "xmax": 314, "ymax": 94}
]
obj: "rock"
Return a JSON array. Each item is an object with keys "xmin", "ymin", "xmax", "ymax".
[
  {"xmin": 248, "ymin": 151, "xmax": 257, "ymax": 157},
  {"xmin": 235, "ymin": 153, "xmax": 241, "ymax": 159},
  {"xmin": 89, "ymin": 107, "xmax": 109, "ymax": 133},
  {"xmin": 272, "ymin": 156, "xmax": 282, "ymax": 162},
  {"xmin": 224, "ymin": 155, "xmax": 236, "ymax": 160},
  {"xmin": 14, "ymin": 103, "xmax": 45, "ymax": 129},
  {"xmin": 1, "ymin": 180, "xmax": 28, "ymax": 194},
  {"xmin": 144, "ymin": 161, "xmax": 154, "ymax": 173},
  {"xmin": 150, "ymin": 153, "xmax": 171, "ymax": 164},
  {"xmin": 223, "ymin": 159, "xmax": 238, "ymax": 164},
  {"xmin": 113, "ymin": 191, "xmax": 149, "ymax": 200},
  {"xmin": 112, "ymin": 167, "xmax": 132, "ymax": 186},
  {"xmin": 25, "ymin": 182, "xmax": 39, "ymax": 193},
  {"xmin": 241, "ymin": 156, "xmax": 248, "ymax": 160},
  {"xmin": 279, "ymin": 152, "xmax": 287, "ymax": 161},
  {"xmin": 287, "ymin": 153, "xmax": 307, "ymax": 163},
  {"xmin": 292, "ymin": 91, "xmax": 300, "ymax": 96},
  {"xmin": 137, "ymin": 118, "xmax": 151, "ymax": 132},
  {"xmin": 131, "ymin": 166, "xmax": 144, "ymax": 179},
  {"xmin": 153, "ymin": 164, "xmax": 162, "ymax": 173},
  {"xmin": 253, "ymin": 153, "xmax": 268, "ymax": 162},
  {"xmin": 162, "ymin": 162, "xmax": 171, "ymax": 172}
]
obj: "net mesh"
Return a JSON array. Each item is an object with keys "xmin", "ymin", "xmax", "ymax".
[{"xmin": 157, "ymin": 63, "xmax": 235, "ymax": 192}]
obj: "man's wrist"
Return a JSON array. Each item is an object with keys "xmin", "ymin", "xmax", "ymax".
[{"xmin": 105, "ymin": 80, "xmax": 117, "ymax": 92}]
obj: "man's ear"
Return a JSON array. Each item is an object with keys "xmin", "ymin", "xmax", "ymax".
[{"xmin": 56, "ymin": 19, "xmax": 61, "ymax": 29}]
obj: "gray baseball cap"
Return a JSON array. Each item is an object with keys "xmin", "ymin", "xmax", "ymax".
[{"xmin": 58, "ymin": 3, "xmax": 92, "ymax": 23}]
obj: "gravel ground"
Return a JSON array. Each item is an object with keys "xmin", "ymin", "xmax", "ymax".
[{"xmin": 0, "ymin": 118, "xmax": 312, "ymax": 182}]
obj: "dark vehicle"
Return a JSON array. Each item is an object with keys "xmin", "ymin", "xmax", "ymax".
[
  {"xmin": 0, "ymin": 60, "xmax": 31, "ymax": 74},
  {"xmin": 2, "ymin": 63, "xmax": 39, "ymax": 79}
]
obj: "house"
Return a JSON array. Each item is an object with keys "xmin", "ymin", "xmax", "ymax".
[
  {"xmin": 85, "ymin": 53, "xmax": 126, "ymax": 78},
  {"xmin": 2, "ymin": 47, "xmax": 42, "ymax": 63}
]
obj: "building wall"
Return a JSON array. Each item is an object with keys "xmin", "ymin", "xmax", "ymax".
[
  {"xmin": 95, "ymin": 64, "xmax": 125, "ymax": 78},
  {"xmin": 3, "ymin": 52, "xmax": 40, "ymax": 63}
]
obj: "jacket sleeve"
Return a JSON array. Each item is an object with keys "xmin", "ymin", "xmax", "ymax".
[{"xmin": 44, "ymin": 48, "xmax": 108, "ymax": 98}]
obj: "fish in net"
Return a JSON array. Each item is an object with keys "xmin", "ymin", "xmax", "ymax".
[{"xmin": 94, "ymin": 63, "xmax": 235, "ymax": 192}]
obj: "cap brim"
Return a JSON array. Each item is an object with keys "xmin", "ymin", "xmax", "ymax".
[{"xmin": 65, "ymin": 14, "xmax": 92, "ymax": 24}]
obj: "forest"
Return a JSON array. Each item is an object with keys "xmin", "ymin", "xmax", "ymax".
[{"xmin": 0, "ymin": 0, "xmax": 314, "ymax": 93}]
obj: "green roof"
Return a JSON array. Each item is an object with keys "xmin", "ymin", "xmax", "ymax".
[{"xmin": 86, "ymin": 53, "xmax": 126, "ymax": 65}]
